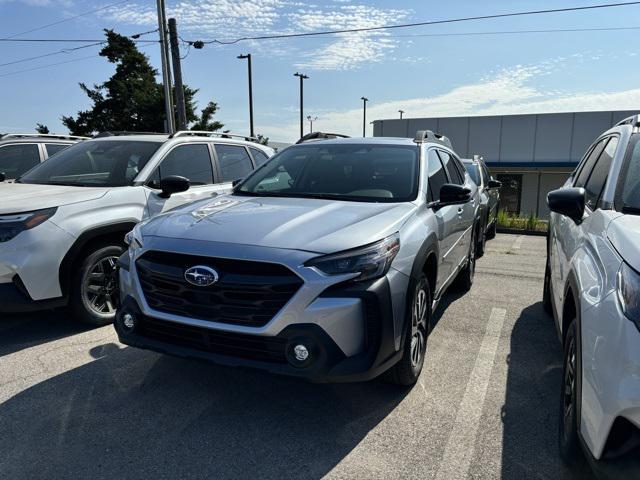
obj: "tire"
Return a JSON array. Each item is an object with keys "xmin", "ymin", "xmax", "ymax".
[
  {"xmin": 543, "ymin": 259, "xmax": 553, "ymax": 316},
  {"xmin": 70, "ymin": 244, "xmax": 124, "ymax": 326},
  {"xmin": 476, "ymin": 220, "xmax": 487, "ymax": 258},
  {"xmin": 559, "ymin": 320, "xmax": 586, "ymax": 469},
  {"xmin": 385, "ymin": 274, "xmax": 431, "ymax": 386},
  {"xmin": 455, "ymin": 224, "xmax": 477, "ymax": 292},
  {"xmin": 486, "ymin": 215, "xmax": 497, "ymax": 240}
]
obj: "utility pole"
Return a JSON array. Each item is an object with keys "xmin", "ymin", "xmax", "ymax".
[
  {"xmin": 168, "ymin": 18, "xmax": 187, "ymax": 131},
  {"xmin": 156, "ymin": 0, "xmax": 174, "ymax": 133},
  {"xmin": 307, "ymin": 115, "xmax": 317, "ymax": 133},
  {"xmin": 294, "ymin": 72, "xmax": 309, "ymax": 139},
  {"xmin": 237, "ymin": 54, "xmax": 254, "ymax": 137},
  {"xmin": 399, "ymin": 109, "xmax": 405, "ymax": 119},
  {"xmin": 361, "ymin": 97, "xmax": 369, "ymax": 137}
]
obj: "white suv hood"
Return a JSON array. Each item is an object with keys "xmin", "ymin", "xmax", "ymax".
[
  {"xmin": 142, "ymin": 195, "xmax": 416, "ymax": 254},
  {"xmin": 0, "ymin": 183, "xmax": 110, "ymax": 214},
  {"xmin": 608, "ymin": 214, "xmax": 640, "ymax": 272}
]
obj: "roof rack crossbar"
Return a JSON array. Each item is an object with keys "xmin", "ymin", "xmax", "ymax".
[
  {"xmin": 614, "ymin": 114, "xmax": 640, "ymax": 127},
  {"xmin": 93, "ymin": 131, "xmax": 165, "ymax": 138},
  {"xmin": 0, "ymin": 133, "xmax": 89, "ymax": 140},
  {"xmin": 413, "ymin": 130, "xmax": 452, "ymax": 149},
  {"xmin": 170, "ymin": 130, "xmax": 258, "ymax": 142}
]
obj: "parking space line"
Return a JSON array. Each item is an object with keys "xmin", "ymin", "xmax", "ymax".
[
  {"xmin": 512, "ymin": 236, "xmax": 524, "ymax": 250},
  {"xmin": 434, "ymin": 307, "xmax": 507, "ymax": 480}
]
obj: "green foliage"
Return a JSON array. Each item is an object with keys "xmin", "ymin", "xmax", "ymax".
[
  {"xmin": 189, "ymin": 101, "xmax": 224, "ymax": 132},
  {"xmin": 62, "ymin": 30, "xmax": 223, "ymax": 136},
  {"xmin": 497, "ymin": 210, "xmax": 548, "ymax": 232},
  {"xmin": 35, "ymin": 123, "xmax": 50, "ymax": 134}
]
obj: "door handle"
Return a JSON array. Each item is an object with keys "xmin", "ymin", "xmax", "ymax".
[{"xmin": 457, "ymin": 207, "xmax": 464, "ymax": 216}]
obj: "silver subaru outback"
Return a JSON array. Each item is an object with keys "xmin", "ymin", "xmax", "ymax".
[{"xmin": 115, "ymin": 131, "xmax": 480, "ymax": 384}]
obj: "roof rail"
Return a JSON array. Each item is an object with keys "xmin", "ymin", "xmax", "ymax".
[
  {"xmin": 169, "ymin": 130, "xmax": 258, "ymax": 142},
  {"xmin": 473, "ymin": 154, "xmax": 484, "ymax": 161},
  {"xmin": 0, "ymin": 133, "xmax": 89, "ymax": 140},
  {"xmin": 413, "ymin": 130, "xmax": 452, "ymax": 149},
  {"xmin": 93, "ymin": 131, "xmax": 166, "ymax": 138},
  {"xmin": 295, "ymin": 131, "xmax": 350, "ymax": 144},
  {"xmin": 614, "ymin": 114, "xmax": 640, "ymax": 127}
]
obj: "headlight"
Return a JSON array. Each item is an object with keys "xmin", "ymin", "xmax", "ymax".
[
  {"xmin": 0, "ymin": 207, "xmax": 57, "ymax": 243},
  {"xmin": 617, "ymin": 262, "xmax": 640, "ymax": 330},
  {"xmin": 124, "ymin": 227, "xmax": 144, "ymax": 250},
  {"xmin": 305, "ymin": 233, "xmax": 400, "ymax": 282}
]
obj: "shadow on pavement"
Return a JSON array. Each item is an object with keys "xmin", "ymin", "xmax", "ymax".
[
  {"xmin": 0, "ymin": 310, "xmax": 93, "ymax": 357},
  {"xmin": 0, "ymin": 342, "xmax": 409, "ymax": 479},
  {"xmin": 501, "ymin": 301, "xmax": 595, "ymax": 480}
]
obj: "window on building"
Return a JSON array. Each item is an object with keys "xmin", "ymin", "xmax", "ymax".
[
  {"xmin": 438, "ymin": 150, "xmax": 464, "ymax": 185},
  {"xmin": 215, "ymin": 144, "xmax": 254, "ymax": 182},
  {"xmin": 497, "ymin": 174, "xmax": 522, "ymax": 214},
  {"xmin": 427, "ymin": 149, "xmax": 448, "ymax": 202},
  {"xmin": 583, "ymin": 136, "xmax": 619, "ymax": 209},
  {"xmin": 0, "ymin": 143, "xmax": 40, "ymax": 179},
  {"xmin": 156, "ymin": 144, "xmax": 214, "ymax": 185}
]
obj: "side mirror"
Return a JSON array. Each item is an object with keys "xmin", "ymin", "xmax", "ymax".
[
  {"xmin": 439, "ymin": 183, "xmax": 471, "ymax": 206},
  {"xmin": 488, "ymin": 179, "xmax": 502, "ymax": 189},
  {"xmin": 158, "ymin": 175, "xmax": 190, "ymax": 199},
  {"xmin": 547, "ymin": 187, "xmax": 585, "ymax": 223},
  {"xmin": 0, "ymin": 172, "xmax": 5, "ymax": 182}
]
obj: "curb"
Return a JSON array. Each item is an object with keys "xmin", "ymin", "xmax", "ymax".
[{"xmin": 496, "ymin": 227, "xmax": 547, "ymax": 237}]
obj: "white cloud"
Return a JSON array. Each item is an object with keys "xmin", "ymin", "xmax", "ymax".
[{"xmin": 258, "ymin": 63, "xmax": 640, "ymax": 142}]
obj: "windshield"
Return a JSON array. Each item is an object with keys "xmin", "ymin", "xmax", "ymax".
[
  {"xmin": 464, "ymin": 163, "xmax": 481, "ymax": 186},
  {"xmin": 19, "ymin": 140, "xmax": 161, "ymax": 187},
  {"xmin": 618, "ymin": 135, "xmax": 640, "ymax": 214},
  {"xmin": 237, "ymin": 144, "xmax": 419, "ymax": 202}
]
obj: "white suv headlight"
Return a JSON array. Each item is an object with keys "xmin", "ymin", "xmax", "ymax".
[
  {"xmin": 617, "ymin": 262, "xmax": 640, "ymax": 330},
  {"xmin": 0, "ymin": 207, "xmax": 57, "ymax": 243},
  {"xmin": 305, "ymin": 233, "xmax": 400, "ymax": 282}
]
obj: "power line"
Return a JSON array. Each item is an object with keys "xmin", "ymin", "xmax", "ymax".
[
  {"xmin": 0, "ymin": 42, "xmax": 105, "ymax": 68},
  {"xmin": 1, "ymin": 0, "xmax": 131, "ymax": 40},
  {"xmin": 184, "ymin": 1, "xmax": 640, "ymax": 45},
  {"xmin": 0, "ymin": 38, "xmax": 158, "ymax": 43}
]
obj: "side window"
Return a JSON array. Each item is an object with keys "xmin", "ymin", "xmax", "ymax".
[
  {"xmin": 215, "ymin": 144, "xmax": 254, "ymax": 182},
  {"xmin": 481, "ymin": 163, "xmax": 491, "ymax": 184},
  {"xmin": 0, "ymin": 144, "xmax": 40, "ymax": 178},
  {"xmin": 438, "ymin": 150, "xmax": 464, "ymax": 185},
  {"xmin": 428, "ymin": 149, "xmax": 448, "ymax": 202},
  {"xmin": 45, "ymin": 143, "xmax": 71, "ymax": 157},
  {"xmin": 156, "ymin": 144, "xmax": 213, "ymax": 185},
  {"xmin": 584, "ymin": 137, "xmax": 619, "ymax": 209},
  {"xmin": 574, "ymin": 138, "xmax": 608, "ymax": 188},
  {"xmin": 250, "ymin": 148, "xmax": 270, "ymax": 166}
]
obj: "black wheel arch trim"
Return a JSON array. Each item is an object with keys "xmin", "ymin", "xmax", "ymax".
[{"xmin": 59, "ymin": 221, "xmax": 136, "ymax": 296}]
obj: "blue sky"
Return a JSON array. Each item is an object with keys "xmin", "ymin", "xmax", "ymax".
[{"xmin": 1, "ymin": 0, "xmax": 640, "ymax": 142}]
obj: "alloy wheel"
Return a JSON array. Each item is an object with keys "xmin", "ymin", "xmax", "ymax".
[
  {"xmin": 410, "ymin": 285, "xmax": 429, "ymax": 368},
  {"xmin": 562, "ymin": 335, "xmax": 577, "ymax": 436},
  {"xmin": 82, "ymin": 255, "xmax": 120, "ymax": 315}
]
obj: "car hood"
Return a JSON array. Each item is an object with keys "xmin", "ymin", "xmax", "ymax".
[
  {"xmin": 608, "ymin": 214, "xmax": 640, "ymax": 272},
  {"xmin": 141, "ymin": 195, "xmax": 417, "ymax": 254},
  {"xmin": 0, "ymin": 182, "xmax": 109, "ymax": 214}
]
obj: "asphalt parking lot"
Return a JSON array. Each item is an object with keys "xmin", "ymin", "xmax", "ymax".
[{"xmin": 0, "ymin": 233, "xmax": 594, "ymax": 480}]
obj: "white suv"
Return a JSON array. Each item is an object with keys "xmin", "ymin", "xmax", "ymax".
[
  {"xmin": 0, "ymin": 132, "xmax": 273, "ymax": 325},
  {"xmin": 545, "ymin": 115, "xmax": 640, "ymax": 476}
]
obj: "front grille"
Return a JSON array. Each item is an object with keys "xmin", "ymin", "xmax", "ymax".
[
  {"xmin": 137, "ymin": 316, "xmax": 287, "ymax": 363},
  {"xmin": 136, "ymin": 251, "xmax": 303, "ymax": 327}
]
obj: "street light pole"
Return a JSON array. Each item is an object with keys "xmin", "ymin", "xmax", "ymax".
[
  {"xmin": 156, "ymin": 0, "xmax": 174, "ymax": 133},
  {"xmin": 307, "ymin": 115, "xmax": 317, "ymax": 133},
  {"xmin": 294, "ymin": 72, "xmax": 309, "ymax": 139},
  {"xmin": 361, "ymin": 97, "xmax": 369, "ymax": 137},
  {"xmin": 399, "ymin": 109, "xmax": 405, "ymax": 119},
  {"xmin": 237, "ymin": 53, "xmax": 254, "ymax": 137}
]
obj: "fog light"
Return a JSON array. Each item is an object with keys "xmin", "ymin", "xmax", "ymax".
[
  {"xmin": 122, "ymin": 313, "xmax": 135, "ymax": 330},
  {"xmin": 293, "ymin": 344, "xmax": 309, "ymax": 362}
]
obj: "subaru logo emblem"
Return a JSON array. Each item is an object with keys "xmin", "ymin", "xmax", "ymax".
[{"xmin": 184, "ymin": 266, "xmax": 219, "ymax": 287}]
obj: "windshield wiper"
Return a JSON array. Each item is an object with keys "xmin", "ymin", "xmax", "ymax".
[{"xmin": 622, "ymin": 204, "xmax": 640, "ymax": 215}]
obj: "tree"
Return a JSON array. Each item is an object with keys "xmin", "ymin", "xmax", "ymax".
[
  {"xmin": 63, "ymin": 30, "xmax": 223, "ymax": 135},
  {"xmin": 189, "ymin": 101, "xmax": 224, "ymax": 131},
  {"xmin": 35, "ymin": 123, "xmax": 50, "ymax": 134}
]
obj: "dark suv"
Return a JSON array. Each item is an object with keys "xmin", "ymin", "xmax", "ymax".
[{"xmin": 462, "ymin": 155, "xmax": 501, "ymax": 256}]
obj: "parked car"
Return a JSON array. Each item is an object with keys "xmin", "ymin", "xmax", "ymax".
[
  {"xmin": 115, "ymin": 130, "xmax": 481, "ymax": 385},
  {"xmin": 545, "ymin": 114, "xmax": 640, "ymax": 477},
  {"xmin": 462, "ymin": 155, "xmax": 501, "ymax": 256},
  {"xmin": 0, "ymin": 133, "xmax": 87, "ymax": 181},
  {"xmin": 0, "ymin": 131, "xmax": 274, "ymax": 325}
]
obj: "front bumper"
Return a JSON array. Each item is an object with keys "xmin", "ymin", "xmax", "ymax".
[
  {"xmin": 0, "ymin": 275, "xmax": 67, "ymax": 313},
  {"xmin": 116, "ymin": 273, "xmax": 402, "ymax": 383}
]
